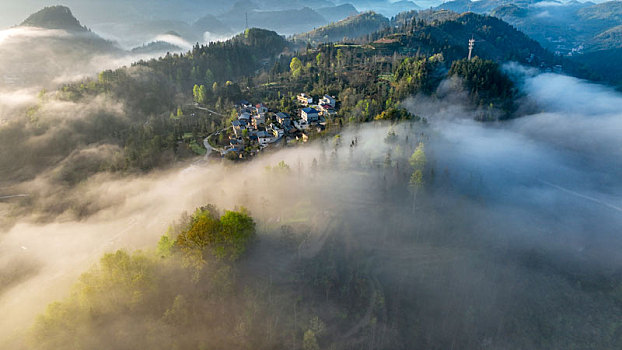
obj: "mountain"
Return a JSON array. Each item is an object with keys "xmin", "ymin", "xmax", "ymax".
[
  {"xmin": 572, "ymin": 47, "xmax": 622, "ymax": 86},
  {"xmin": 130, "ymin": 41, "xmax": 183, "ymax": 55},
  {"xmin": 220, "ymin": 5, "xmax": 330, "ymax": 34},
  {"xmin": 193, "ymin": 14, "xmax": 234, "ymax": 37},
  {"xmin": 292, "ymin": 11, "xmax": 389, "ymax": 44},
  {"xmin": 490, "ymin": 4, "xmax": 529, "ymax": 19},
  {"xmin": 586, "ymin": 24, "xmax": 622, "ymax": 50},
  {"xmin": 428, "ymin": 0, "xmax": 622, "ymax": 86},
  {"xmin": 577, "ymin": 0, "xmax": 622, "ymax": 23},
  {"xmin": 393, "ymin": 9, "xmax": 460, "ymax": 26},
  {"xmin": 20, "ymin": 5, "xmax": 88, "ymax": 32},
  {"xmin": 370, "ymin": 11, "xmax": 566, "ymax": 69},
  {"xmin": 1, "ymin": 6, "xmax": 124, "ymax": 89},
  {"xmin": 340, "ymin": 0, "xmax": 421, "ymax": 16},
  {"xmin": 436, "ymin": 0, "xmax": 500, "ymax": 14},
  {"xmin": 316, "ymin": 3, "xmax": 360, "ymax": 23}
]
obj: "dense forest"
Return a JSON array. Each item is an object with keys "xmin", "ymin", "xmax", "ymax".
[{"xmin": 292, "ymin": 11, "xmax": 390, "ymax": 45}]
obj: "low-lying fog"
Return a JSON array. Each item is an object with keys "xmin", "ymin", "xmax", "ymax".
[
  {"xmin": 1, "ymin": 66, "xmax": 622, "ymax": 346},
  {"xmin": 0, "ymin": 25, "xmax": 192, "ymax": 94}
]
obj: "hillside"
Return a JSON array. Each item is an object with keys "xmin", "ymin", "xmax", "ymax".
[
  {"xmin": 192, "ymin": 14, "xmax": 233, "ymax": 37},
  {"xmin": 371, "ymin": 12, "xmax": 560, "ymax": 68},
  {"xmin": 20, "ymin": 6, "xmax": 88, "ymax": 32},
  {"xmin": 292, "ymin": 11, "xmax": 389, "ymax": 44},
  {"xmin": 219, "ymin": 4, "xmax": 329, "ymax": 34},
  {"xmin": 587, "ymin": 24, "xmax": 622, "ymax": 50},
  {"xmin": 489, "ymin": 4, "xmax": 528, "ymax": 18},
  {"xmin": 573, "ymin": 47, "xmax": 622, "ymax": 86},
  {"xmin": 131, "ymin": 41, "xmax": 183, "ymax": 55},
  {"xmin": 316, "ymin": 3, "xmax": 359, "ymax": 23},
  {"xmin": 2, "ymin": 6, "xmax": 123, "ymax": 89},
  {"xmin": 577, "ymin": 0, "xmax": 622, "ymax": 23}
]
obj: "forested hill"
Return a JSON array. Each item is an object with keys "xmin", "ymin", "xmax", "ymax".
[
  {"xmin": 292, "ymin": 11, "xmax": 390, "ymax": 45},
  {"xmin": 132, "ymin": 28, "xmax": 289, "ymax": 92},
  {"xmin": 370, "ymin": 11, "xmax": 575, "ymax": 72},
  {"xmin": 20, "ymin": 6, "xmax": 89, "ymax": 32}
]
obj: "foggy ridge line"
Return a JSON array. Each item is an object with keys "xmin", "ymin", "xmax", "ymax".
[{"xmin": 536, "ymin": 179, "xmax": 622, "ymax": 214}]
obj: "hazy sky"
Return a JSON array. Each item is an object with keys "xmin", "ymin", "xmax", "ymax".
[{"xmin": 0, "ymin": 0, "xmax": 610, "ymax": 29}]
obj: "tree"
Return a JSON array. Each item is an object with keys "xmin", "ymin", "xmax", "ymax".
[
  {"xmin": 409, "ymin": 142, "xmax": 426, "ymax": 213},
  {"xmin": 205, "ymin": 69, "xmax": 215, "ymax": 87},
  {"xmin": 290, "ymin": 57, "xmax": 303, "ymax": 78},
  {"xmin": 409, "ymin": 142, "xmax": 426, "ymax": 170},
  {"xmin": 336, "ymin": 49, "xmax": 344, "ymax": 68},
  {"xmin": 176, "ymin": 206, "xmax": 256, "ymax": 263},
  {"xmin": 302, "ymin": 330, "xmax": 319, "ymax": 350},
  {"xmin": 198, "ymin": 85, "xmax": 208, "ymax": 104},
  {"xmin": 316, "ymin": 52, "xmax": 323, "ymax": 67},
  {"xmin": 193, "ymin": 84, "xmax": 200, "ymax": 103},
  {"xmin": 193, "ymin": 84, "xmax": 208, "ymax": 104}
]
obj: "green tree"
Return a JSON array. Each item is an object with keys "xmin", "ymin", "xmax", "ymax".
[
  {"xmin": 290, "ymin": 57, "xmax": 303, "ymax": 78},
  {"xmin": 205, "ymin": 69, "xmax": 215, "ymax": 87},
  {"xmin": 193, "ymin": 84, "xmax": 200, "ymax": 103},
  {"xmin": 409, "ymin": 142, "xmax": 426, "ymax": 213},
  {"xmin": 176, "ymin": 206, "xmax": 256, "ymax": 263},
  {"xmin": 336, "ymin": 49, "xmax": 344, "ymax": 68},
  {"xmin": 198, "ymin": 85, "xmax": 208, "ymax": 104},
  {"xmin": 409, "ymin": 142, "xmax": 426, "ymax": 170}
]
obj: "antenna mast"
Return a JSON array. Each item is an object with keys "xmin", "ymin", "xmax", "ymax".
[
  {"xmin": 468, "ymin": 37, "xmax": 475, "ymax": 60},
  {"xmin": 245, "ymin": 12, "xmax": 249, "ymax": 30}
]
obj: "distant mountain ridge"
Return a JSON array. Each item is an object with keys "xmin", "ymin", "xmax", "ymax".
[
  {"xmin": 20, "ymin": 6, "xmax": 89, "ymax": 32},
  {"xmin": 292, "ymin": 11, "xmax": 389, "ymax": 44}
]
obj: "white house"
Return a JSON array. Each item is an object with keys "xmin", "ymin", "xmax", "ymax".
[
  {"xmin": 301, "ymin": 107, "xmax": 319, "ymax": 122},
  {"xmin": 319, "ymin": 95, "xmax": 336, "ymax": 108},
  {"xmin": 293, "ymin": 119, "xmax": 310, "ymax": 130},
  {"xmin": 297, "ymin": 93, "xmax": 313, "ymax": 106},
  {"xmin": 256, "ymin": 131, "xmax": 271, "ymax": 145},
  {"xmin": 238, "ymin": 112, "xmax": 251, "ymax": 122}
]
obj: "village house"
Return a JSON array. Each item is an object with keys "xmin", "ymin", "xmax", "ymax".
[
  {"xmin": 238, "ymin": 112, "xmax": 251, "ymax": 122},
  {"xmin": 256, "ymin": 130, "xmax": 271, "ymax": 145},
  {"xmin": 256, "ymin": 103, "xmax": 268, "ymax": 114},
  {"xmin": 319, "ymin": 95, "xmax": 336, "ymax": 108},
  {"xmin": 238, "ymin": 100, "xmax": 252, "ymax": 109},
  {"xmin": 318, "ymin": 104, "xmax": 336, "ymax": 117},
  {"xmin": 231, "ymin": 120, "xmax": 246, "ymax": 137},
  {"xmin": 276, "ymin": 112, "xmax": 292, "ymax": 126},
  {"xmin": 294, "ymin": 119, "xmax": 310, "ymax": 130},
  {"xmin": 301, "ymin": 107, "xmax": 319, "ymax": 123},
  {"xmin": 252, "ymin": 114, "xmax": 265, "ymax": 129},
  {"xmin": 269, "ymin": 124, "xmax": 284, "ymax": 138},
  {"xmin": 297, "ymin": 93, "xmax": 313, "ymax": 106}
]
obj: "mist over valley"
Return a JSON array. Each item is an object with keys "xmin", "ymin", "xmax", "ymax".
[{"xmin": 1, "ymin": 1, "xmax": 621, "ymax": 349}]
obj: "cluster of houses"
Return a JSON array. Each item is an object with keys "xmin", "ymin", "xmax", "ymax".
[{"xmin": 223, "ymin": 93, "xmax": 338, "ymax": 157}]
